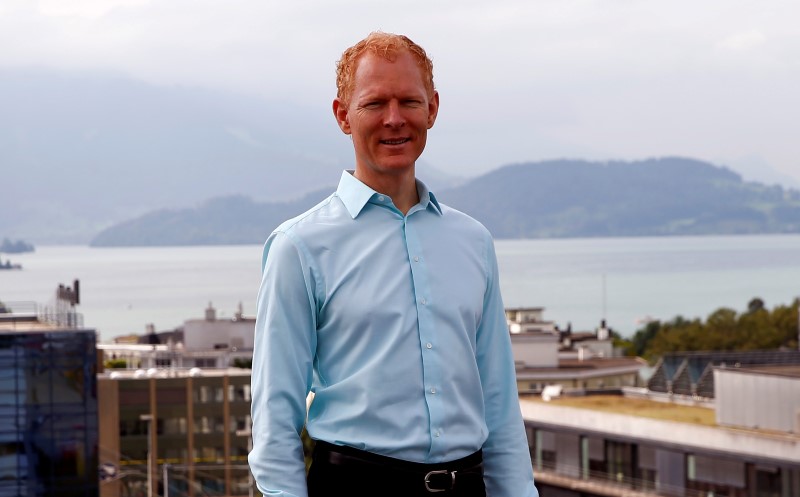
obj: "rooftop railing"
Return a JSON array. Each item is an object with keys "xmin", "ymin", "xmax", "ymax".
[
  {"xmin": 0, "ymin": 300, "xmax": 84, "ymax": 329},
  {"xmin": 534, "ymin": 462, "xmax": 712, "ymax": 497}
]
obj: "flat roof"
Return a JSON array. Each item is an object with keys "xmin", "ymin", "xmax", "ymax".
[
  {"xmin": 99, "ymin": 367, "xmax": 252, "ymax": 380},
  {"xmin": 519, "ymin": 395, "xmax": 800, "ymax": 465},
  {"xmin": 517, "ymin": 357, "xmax": 644, "ymax": 374},
  {"xmin": 524, "ymin": 394, "xmax": 716, "ymax": 426},
  {"xmin": 0, "ymin": 321, "xmax": 94, "ymax": 333},
  {"xmin": 717, "ymin": 364, "xmax": 800, "ymax": 379}
]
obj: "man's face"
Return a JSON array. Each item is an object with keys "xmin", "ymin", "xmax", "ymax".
[{"xmin": 333, "ymin": 50, "xmax": 439, "ymax": 182}]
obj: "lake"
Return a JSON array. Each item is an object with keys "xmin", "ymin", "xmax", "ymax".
[{"xmin": 2, "ymin": 234, "xmax": 800, "ymax": 342}]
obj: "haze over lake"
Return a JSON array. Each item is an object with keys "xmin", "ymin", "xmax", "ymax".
[{"xmin": 2, "ymin": 234, "xmax": 800, "ymax": 342}]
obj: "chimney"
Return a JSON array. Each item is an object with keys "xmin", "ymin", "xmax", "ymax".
[
  {"xmin": 205, "ymin": 302, "xmax": 216, "ymax": 321},
  {"xmin": 597, "ymin": 319, "xmax": 609, "ymax": 341},
  {"xmin": 235, "ymin": 302, "xmax": 244, "ymax": 320}
]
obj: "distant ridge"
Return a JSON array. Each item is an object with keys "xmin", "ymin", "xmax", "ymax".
[
  {"xmin": 0, "ymin": 68, "xmax": 464, "ymax": 244},
  {"xmin": 442, "ymin": 157, "xmax": 800, "ymax": 238},
  {"xmin": 90, "ymin": 190, "xmax": 331, "ymax": 247},
  {"xmin": 90, "ymin": 157, "xmax": 800, "ymax": 246}
]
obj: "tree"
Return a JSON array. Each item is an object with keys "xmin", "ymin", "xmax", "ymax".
[
  {"xmin": 747, "ymin": 297, "xmax": 765, "ymax": 314},
  {"xmin": 632, "ymin": 298, "xmax": 799, "ymax": 361}
]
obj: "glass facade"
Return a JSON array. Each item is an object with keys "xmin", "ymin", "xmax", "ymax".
[
  {"xmin": 527, "ymin": 422, "xmax": 800, "ymax": 497},
  {"xmin": 0, "ymin": 330, "xmax": 99, "ymax": 497},
  {"xmin": 115, "ymin": 373, "xmax": 253, "ymax": 496}
]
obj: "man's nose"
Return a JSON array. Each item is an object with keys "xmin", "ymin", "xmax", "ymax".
[{"xmin": 383, "ymin": 100, "xmax": 405, "ymax": 127}]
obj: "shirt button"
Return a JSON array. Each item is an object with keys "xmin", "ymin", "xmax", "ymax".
[
  {"xmin": 426, "ymin": 343, "xmax": 432, "ymax": 349},
  {"xmin": 377, "ymin": 195, "xmax": 385, "ymax": 202},
  {"xmin": 413, "ymin": 256, "xmax": 419, "ymax": 262},
  {"xmin": 420, "ymin": 298, "xmax": 427, "ymax": 305},
  {"xmin": 435, "ymin": 431, "xmax": 441, "ymax": 438},
  {"xmin": 430, "ymin": 387, "xmax": 436, "ymax": 394}
]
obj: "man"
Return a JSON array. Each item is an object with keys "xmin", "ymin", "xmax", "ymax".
[{"xmin": 249, "ymin": 32, "xmax": 538, "ymax": 497}]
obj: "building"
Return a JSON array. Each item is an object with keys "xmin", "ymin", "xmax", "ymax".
[
  {"xmin": 521, "ymin": 354, "xmax": 800, "ymax": 497},
  {"xmin": 98, "ymin": 367, "xmax": 253, "ymax": 497},
  {"xmin": 715, "ymin": 364, "xmax": 800, "ymax": 433},
  {"xmin": 506, "ymin": 307, "xmax": 558, "ymax": 334},
  {"xmin": 101, "ymin": 303, "xmax": 255, "ymax": 370},
  {"xmin": 0, "ymin": 286, "xmax": 100, "ymax": 497},
  {"xmin": 507, "ymin": 308, "xmax": 645, "ymax": 394},
  {"xmin": 648, "ymin": 350, "xmax": 800, "ymax": 398}
]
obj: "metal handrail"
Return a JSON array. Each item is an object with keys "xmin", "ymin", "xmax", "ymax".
[
  {"xmin": 0, "ymin": 300, "xmax": 84, "ymax": 328},
  {"xmin": 534, "ymin": 462, "xmax": 711, "ymax": 497}
]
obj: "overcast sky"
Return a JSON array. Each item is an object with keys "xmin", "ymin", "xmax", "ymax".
[{"xmin": 2, "ymin": 0, "xmax": 798, "ymax": 185}]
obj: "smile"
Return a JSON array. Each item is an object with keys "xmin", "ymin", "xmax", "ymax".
[{"xmin": 380, "ymin": 138, "xmax": 410, "ymax": 145}]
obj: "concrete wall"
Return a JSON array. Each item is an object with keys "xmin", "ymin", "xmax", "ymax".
[
  {"xmin": 715, "ymin": 368, "xmax": 800, "ymax": 433},
  {"xmin": 519, "ymin": 399, "xmax": 800, "ymax": 466},
  {"xmin": 511, "ymin": 334, "xmax": 559, "ymax": 368},
  {"xmin": 183, "ymin": 319, "xmax": 255, "ymax": 350}
]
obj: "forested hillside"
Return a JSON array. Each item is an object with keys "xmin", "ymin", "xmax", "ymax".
[
  {"xmin": 619, "ymin": 298, "xmax": 799, "ymax": 362},
  {"xmin": 90, "ymin": 157, "xmax": 800, "ymax": 246}
]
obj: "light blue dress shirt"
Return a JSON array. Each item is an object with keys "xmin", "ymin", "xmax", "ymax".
[{"xmin": 250, "ymin": 171, "xmax": 537, "ymax": 497}]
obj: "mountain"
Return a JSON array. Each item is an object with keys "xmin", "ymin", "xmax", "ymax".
[
  {"xmin": 442, "ymin": 157, "xmax": 800, "ymax": 238},
  {"xmin": 0, "ymin": 68, "xmax": 461, "ymax": 244},
  {"xmin": 90, "ymin": 191, "xmax": 330, "ymax": 247},
  {"xmin": 90, "ymin": 157, "xmax": 800, "ymax": 246}
]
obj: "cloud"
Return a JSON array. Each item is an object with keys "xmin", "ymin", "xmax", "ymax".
[
  {"xmin": 717, "ymin": 29, "xmax": 767, "ymax": 50},
  {"xmin": 224, "ymin": 126, "xmax": 263, "ymax": 149},
  {"xmin": 0, "ymin": 0, "xmax": 798, "ymax": 185},
  {"xmin": 37, "ymin": 0, "xmax": 152, "ymax": 19}
]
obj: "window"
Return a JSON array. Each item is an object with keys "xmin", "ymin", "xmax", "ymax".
[
  {"xmin": 163, "ymin": 417, "xmax": 187, "ymax": 435},
  {"xmin": 754, "ymin": 465, "xmax": 782, "ymax": 497},
  {"xmin": 533, "ymin": 430, "xmax": 556, "ymax": 471},
  {"xmin": 194, "ymin": 385, "xmax": 210, "ymax": 403},
  {"xmin": 230, "ymin": 384, "xmax": 251, "ymax": 402},
  {"xmin": 606, "ymin": 441, "xmax": 634, "ymax": 483},
  {"xmin": 235, "ymin": 415, "xmax": 252, "ymax": 432},
  {"xmin": 687, "ymin": 454, "xmax": 747, "ymax": 497},
  {"xmin": 636, "ymin": 445, "xmax": 656, "ymax": 491},
  {"xmin": 195, "ymin": 417, "xmax": 211, "ymax": 434}
]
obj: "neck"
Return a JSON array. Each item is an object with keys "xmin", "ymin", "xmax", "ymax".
[{"xmin": 354, "ymin": 168, "xmax": 419, "ymax": 215}]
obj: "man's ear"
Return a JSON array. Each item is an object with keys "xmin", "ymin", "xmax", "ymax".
[
  {"xmin": 332, "ymin": 98, "xmax": 351, "ymax": 135},
  {"xmin": 427, "ymin": 90, "xmax": 440, "ymax": 129}
]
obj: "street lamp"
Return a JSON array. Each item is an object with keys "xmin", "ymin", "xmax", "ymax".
[
  {"xmin": 139, "ymin": 414, "xmax": 153, "ymax": 497},
  {"xmin": 236, "ymin": 428, "xmax": 254, "ymax": 497}
]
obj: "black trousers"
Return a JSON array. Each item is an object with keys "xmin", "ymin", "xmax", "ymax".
[{"xmin": 307, "ymin": 441, "xmax": 487, "ymax": 497}]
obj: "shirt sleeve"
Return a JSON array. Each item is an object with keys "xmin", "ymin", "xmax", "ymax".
[
  {"xmin": 477, "ymin": 236, "xmax": 539, "ymax": 497},
  {"xmin": 249, "ymin": 231, "xmax": 318, "ymax": 497}
]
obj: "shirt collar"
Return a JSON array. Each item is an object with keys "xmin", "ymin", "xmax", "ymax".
[{"xmin": 336, "ymin": 170, "xmax": 443, "ymax": 219}]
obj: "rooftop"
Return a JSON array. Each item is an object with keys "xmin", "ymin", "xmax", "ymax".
[
  {"xmin": 516, "ymin": 357, "xmax": 644, "ymax": 378},
  {"xmin": 0, "ymin": 300, "xmax": 86, "ymax": 332},
  {"xmin": 526, "ymin": 394, "xmax": 716, "ymax": 426},
  {"xmin": 99, "ymin": 367, "xmax": 252, "ymax": 380},
  {"xmin": 719, "ymin": 364, "xmax": 800, "ymax": 379}
]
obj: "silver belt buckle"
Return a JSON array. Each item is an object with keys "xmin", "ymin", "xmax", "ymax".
[{"xmin": 424, "ymin": 469, "xmax": 456, "ymax": 493}]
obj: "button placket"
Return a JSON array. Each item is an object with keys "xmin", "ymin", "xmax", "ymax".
[{"xmin": 404, "ymin": 214, "xmax": 445, "ymax": 450}]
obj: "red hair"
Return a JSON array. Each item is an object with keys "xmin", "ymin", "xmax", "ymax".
[{"xmin": 336, "ymin": 32, "xmax": 435, "ymax": 106}]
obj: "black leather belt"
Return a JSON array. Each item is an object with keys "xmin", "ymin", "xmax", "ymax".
[{"xmin": 313, "ymin": 440, "xmax": 484, "ymax": 494}]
